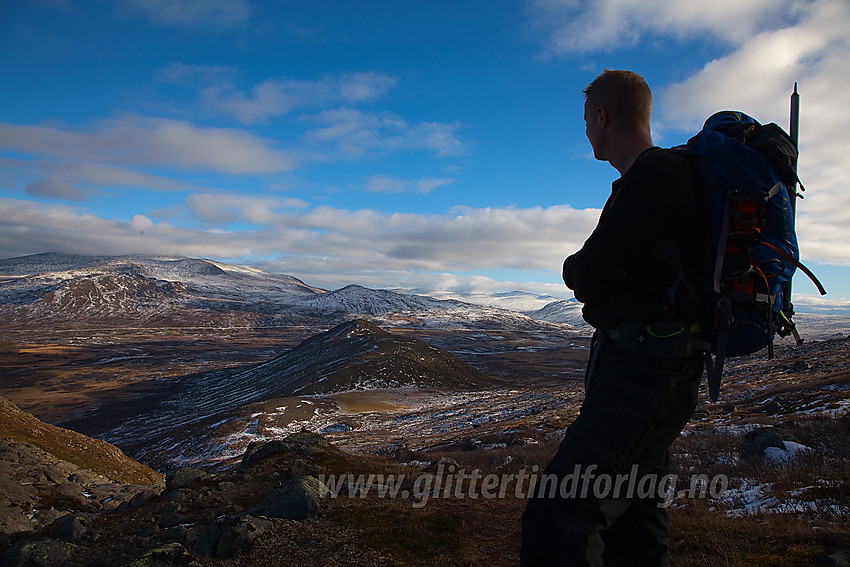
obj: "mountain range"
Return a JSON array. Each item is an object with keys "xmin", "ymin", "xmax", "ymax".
[{"xmin": 0, "ymin": 252, "xmax": 587, "ymax": 330}]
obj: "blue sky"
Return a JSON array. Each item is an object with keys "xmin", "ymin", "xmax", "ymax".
[{"xmin": 1, "ymin": 0, "xmax": 848, "ymax": 311}]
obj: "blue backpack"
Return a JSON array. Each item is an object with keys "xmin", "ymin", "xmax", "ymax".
[{"xmin": 677, "ymin": 111, "xmax": 826, "ymax": 399}]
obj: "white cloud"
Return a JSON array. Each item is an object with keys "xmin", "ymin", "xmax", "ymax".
[
  {"xmin": 527, "ymin": 0, "xmax": 798, "ymax": 56},
  {"xmin": 4, "ymin": 157, "xmax": 209, "ymax": 200},
  {"xmin": 0, "ymin": 116, "xmax": 297, "ymax": 176},
  {"xmin": 202, "ymin": 72, "xmax": 400, "ymax": 125},
  {"xmin": 0, "ymin": 93, "xmax": 460, "ymax": 200},
  {"xmin": 0, "ymin": 197, "xmax": 596, "ymax": 286},
  {"xmin": 186, "ymin": 193, "xmax": 309, "ymax": 225},
  {"xmin": 364, "ymin": 175, "xmax": 455, "ymax": 195},
  {"xmin": 157, "ymin": 62, "xmax": 236, "ymax": 86},
  {"xmin": 160, "ymin": 66, "xmax": 400, "ymax": 125},
  {"xmin": 119, "ymin": 0, "xmax": 251, "ymax": 30},
  {"xmin": 303, "ymin": 109, "xmax": 466, "ymax": 159},
  {"xmin": 337, "ymin": 72, "xmax": 399, "ymax": 104},
  {"xmin": 25, "ymin": 178, "xmax": 86, "ymax": 201},
  {"xmin": 0, "ymin": 198, "xmax": 259, "ymax": 259}
]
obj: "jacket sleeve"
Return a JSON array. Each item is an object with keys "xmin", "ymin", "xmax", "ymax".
[{"xmin": 562, "ymin": 151, "xmax": 691, "ymax": 303}]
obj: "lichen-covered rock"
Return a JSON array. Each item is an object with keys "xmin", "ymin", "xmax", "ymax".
[
  {"xmin": 739, "ymin": 426, "xmax": 800, "ymax": 461},
  {"xmin": 291, "ymin": 458, "xmax": 321, "ymax": 478},
  {"xmin": 0, "ymin": 538, "xmax": 89, "ymax": 567},
  {"xmin": 260, "ymin": 476, "xmax": 326, "ymax": 520},
  {"xmin": 240, "ymin": 431, "xmax": 331, "ymax": 468},
  {"xmin": 0, "ymin": 470, "xmax": 38, "ymax": 509},
  {"xmin": 52, "ymin": 513, "xmax": 96, "ymax": 544},
  {"xmin": 425, "ymin": 456, "xmax": 460, "ymax": 472},
  {"xmin": 0, "ymin": 505, "xmax": 32, "ymax": 536},
  {"xmin": 165, "ymin": 468, "xmax": 210, "ymax": 491},
  {"xmin": 192, "ymin": 514, "xmax": 272, "ymax": 558}
]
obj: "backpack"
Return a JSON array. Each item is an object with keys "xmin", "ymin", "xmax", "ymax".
[{"xmin": 675, "ymin": 111, "xmax": 826, "ymax": 400}]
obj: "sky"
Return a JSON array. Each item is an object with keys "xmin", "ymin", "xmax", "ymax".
[{"xmin": 1, "ymin": 0, "xmax": 849, "ymax": 312}]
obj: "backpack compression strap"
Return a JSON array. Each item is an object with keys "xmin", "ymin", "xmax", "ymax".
[{"xmin": 761, "ymin": 240, "xmax": 827, "ymax": 296}]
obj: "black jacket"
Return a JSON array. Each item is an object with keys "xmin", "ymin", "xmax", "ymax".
[{"xmin": 563, "ymin": 148, "xmax": 707, "ymax": 330}]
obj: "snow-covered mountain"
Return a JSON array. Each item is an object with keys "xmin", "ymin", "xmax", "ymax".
[
  {"xmin": 0, "ymin": 253, "xmax": 322, "ymax": 300},
  {"xmin": 299, "ymin": 284, "xmax": 446, "ymax": 315},
  {"xmin": 0, "ymin": 253, "xmax": 578, "ymax": 333},
  {"xmin": 524, "ymin": 299, "xmax": 590, "ymax": 329},
  {"xmin": 5, "ymin": 253, "xmax": 847, "ymax": 340},
  {"xmin": 420, "ymin": 289, "xmax": 567, "ymax": 312}
]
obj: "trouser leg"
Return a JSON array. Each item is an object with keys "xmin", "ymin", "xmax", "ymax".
[
  {"xmin": 520, "ymin": 344, "xmax": 702, "ymax": 567},
  {"xmin": 600, "ymin": 470, "xmax": 671, "ymax": 566}
]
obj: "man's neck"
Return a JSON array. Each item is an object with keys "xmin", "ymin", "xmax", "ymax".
[{"xmin": 608, "ymin": 131, "xmax": 654, "ymax": 176}]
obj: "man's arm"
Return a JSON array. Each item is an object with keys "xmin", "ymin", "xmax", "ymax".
[{"xmin": 562, "ymin": 151, "xmax": 691, "ymax": 302}]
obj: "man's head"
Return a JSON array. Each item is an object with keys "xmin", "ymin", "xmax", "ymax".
[{"xmin": 583, "ymin": 70, "xmax": 653, "ymax": 172}]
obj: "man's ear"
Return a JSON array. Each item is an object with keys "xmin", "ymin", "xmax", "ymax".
[{"xmin": 597, "ymin": 106, "xmax": 609, "ymax": 128}]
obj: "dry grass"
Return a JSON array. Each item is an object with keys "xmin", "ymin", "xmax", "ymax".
[
  {"xmin": 280, "ymin": 403, "xmax": 850, "ymax": 566},
  {"xmin": 663, "ymin": 410, "xmax": 850, "ymax": 566},
  {"xmin": 670, "ymin": 497, "xmax": 844, "ymax": 567}
]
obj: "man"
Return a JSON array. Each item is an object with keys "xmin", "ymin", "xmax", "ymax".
[{"xmin": 520, "ymin": 70, "xmax": 708, "ymax": 566}]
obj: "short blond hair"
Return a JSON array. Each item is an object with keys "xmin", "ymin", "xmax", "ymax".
[{"xmin": 584, "ymin": 70, "xmax": 652, "ymax": 128}]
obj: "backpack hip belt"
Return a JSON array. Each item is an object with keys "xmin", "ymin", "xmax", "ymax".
[{"xmin": 602, "ymin": 321, "xmax": 710, "ymax": 359}]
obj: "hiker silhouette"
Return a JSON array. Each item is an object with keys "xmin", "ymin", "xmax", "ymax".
[{"xmin": 520, "ymin": 70, "xmax": 708, "ymax": 567}]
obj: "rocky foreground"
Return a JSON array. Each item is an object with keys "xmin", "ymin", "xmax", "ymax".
[
  {"xmin": 1, "ymin": 410, "xmax": 491, "ymax": 567},
  {"xmin": 0, "ymin": 427, "xmax": 344, "ymax": 566},
  {"xmin": 0, "ymin": 395, "xmax": 163, "ymax": 538}
]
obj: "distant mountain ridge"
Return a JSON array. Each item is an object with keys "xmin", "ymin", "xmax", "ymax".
[
  {"xmin": 0, "ymin": 253, "xmax": 323, "ymax": 293},
  {"xmin": 524, "ymin": 299, "xmax": 589, "ymax": 329},
  {"xmin": 301, "ymin": 284, "xmax": 454, "ymax": 315},
  {"xmin": 0, "ymin": 253, "xmax": 577, "ymax": 332},
  {"xmin": 0, "ymin": 252, "xmax": 124, "ymax": 276}
]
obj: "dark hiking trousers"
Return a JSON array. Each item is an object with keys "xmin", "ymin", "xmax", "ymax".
[{"xmin": 520, "ymin": 333, "xmax": 704, "ymax": 567}]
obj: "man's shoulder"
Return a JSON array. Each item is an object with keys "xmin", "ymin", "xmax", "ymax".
[
  {"xmin": 627, "ymin": 147, "xmax": 691, "ymax": 182},
  {"xmin": 637, "ymin": 146, "xmax": 691, "ymax": 167}
]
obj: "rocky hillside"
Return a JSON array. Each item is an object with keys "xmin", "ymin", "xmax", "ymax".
[
  {"xmin": 0, "ymin": 396, "xmax": 163, "ymax": 539},
  {"xmin": 240, "ymin": 318, "xmax": 493, "ymax": 395},
  {"xmin": 58, "ymin": 320, "xmax": 497, "ymax": 470},
  {"xmin": 0, "ymin": 397, "xmax": 162, "ymax": 486},
  {"xmin": 1, "ymin": 430, "xmax": 492, "ymax": 567},
  {"xmin": 0, "ymin": 430, "xmax": 347, "ymax": 565}
]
